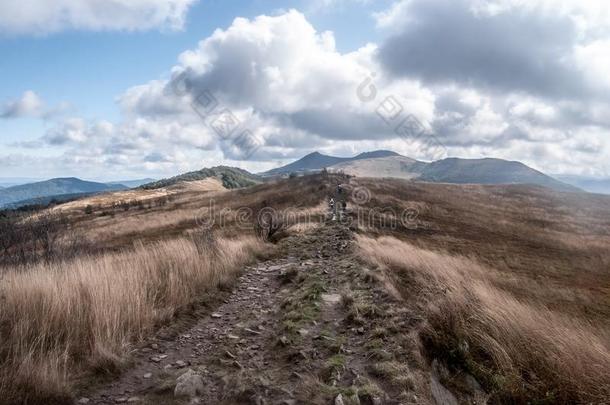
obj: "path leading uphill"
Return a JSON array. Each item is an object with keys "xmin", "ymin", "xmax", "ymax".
[{"xmin": 77, "ymin": 217, "xmax": 467, "ymax": 404}]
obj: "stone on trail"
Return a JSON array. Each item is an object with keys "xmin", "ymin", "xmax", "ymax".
[
  {"xmin": 174, "ymin": 369, "xmax": 205, "ymax": 398},
  {"xmin": 321, "ymin": 293, "xmax": 341, "ymax": 305},
  {"xmin": 77, "ymin": 398, "xmax": 90, "ymax": 404}
]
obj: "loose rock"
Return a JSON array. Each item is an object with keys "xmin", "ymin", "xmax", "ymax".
[{"xmin": 174, "ymin": 369, "xmax": 205, "ymax": 398}]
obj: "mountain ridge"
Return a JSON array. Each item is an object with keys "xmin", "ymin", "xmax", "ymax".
[
  {"xmin": 0, "ymin": 178, "xmax": 128, "ymax": 208},
  {"xmin": 418, "ymin": 157, "xmax": 580, "ymax": 192},
  {"xmin": 261, "ymin": 150, "xmax": 401, "ymax": 176},
  {"xmin": 262, "ymin": 151, "xmax": 580, "ymax": 193},
  {"xmin": 140, "ymin": 166, "xmax": 261, "ymax": 190}
]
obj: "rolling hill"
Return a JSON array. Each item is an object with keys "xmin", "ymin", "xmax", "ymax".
[
  {"xmin": 141, "ymin": 166, "xmax": 261, "ymax": 190},
  {"xmin": 417, "ymin": 158, "xmax": 580, "ymax": 192},
  {"xmin": 0, "ymin": 178, "xmax": 43, "ymax": 188},
  {"xmin": 0, "ymin": 178, "xmax": 128, "ymax": 208},
  {"xmin": 107, "ymin": 178, "xmax": 156, "ymax": 188},
  {"xmin": 554, "ymin": 175, "xmax": 610, "ymax": 195}
]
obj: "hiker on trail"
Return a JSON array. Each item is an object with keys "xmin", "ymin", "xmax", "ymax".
[
  {"xmin": 330, "ymin": 198, "xmax": 335, "ymax": 208},
  {"xmin": 337, "ymin": 186, "xmax": 343, "ymax": 195}
]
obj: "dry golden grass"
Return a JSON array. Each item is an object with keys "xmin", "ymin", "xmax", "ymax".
[
  {"xmin": 52, "ymin": 174, "xmax": 330, "ymax": 251},
  {"xmin": 352, "ymin": 178, "xmax": 610, "ymax": 402},
  {"xmin": 357, "ymin": 235, "xmax": 610, "ymax": 403},
  {"xmin": 55, "ymin": 178, "xmax": 226, "ymax": 212},
  {"xmin": 0, "ymin": 235, "xmax": 266, "ymax": 404},
  {"xmin": 0, "ymin": 174, "xmax": 332, "ymax": 404},
  {"xmin": 349, "ymin": 178, "xmax": 610, "ymax": 321}
]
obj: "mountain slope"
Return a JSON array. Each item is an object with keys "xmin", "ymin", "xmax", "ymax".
[
  {"xmin": 554, "ymin": 175, "xmax": 610, "ymax": 195},
  {"xmin": 265, "ymin": 151, "xmax": 579, "ymax": 192},
  {"xmin": 107, "ymin": 178, "xmax": 156, "ymax": 188},
  {"xmin": 262, "ymin": 152, "xmax": 349, "ymax": 176},
  {"xmin": 0, "ymin": 178, "xmax": 43, "ymax": 188},
  {"xmin": 141, "ymin": 166, "xmax": 261, "ymax": 190},
  {"xmin": 418, "ymin": 158, "xmax": 579, "ymax": 192},
  {"xmin": 0, "ymin": 178, "xmax": 127, "ymax": 208},
  {"xmin": 262, "ymin": 150, "xmax": 400, "ymax": 176},
  {"xmin": 353, "ymin": 150, "xmax": 401, "ymax": 160},
  {"xmin": 330, "ymin": 155, "xmax": 427, "ymax": 179}
]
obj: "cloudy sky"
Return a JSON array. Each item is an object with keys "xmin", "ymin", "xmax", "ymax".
[{"xmin": 1, "ymin": 0, "xmax": 609, "ymax": 181}]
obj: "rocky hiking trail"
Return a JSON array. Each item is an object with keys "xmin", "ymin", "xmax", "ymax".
[{"xmin": 77, "ymin": 217, "xmax": 469, "ymax": 405}]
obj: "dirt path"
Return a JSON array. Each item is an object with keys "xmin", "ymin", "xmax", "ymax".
[{"xmin": 77, "ymin": 219, "xmax": 451, "ymax": 405}]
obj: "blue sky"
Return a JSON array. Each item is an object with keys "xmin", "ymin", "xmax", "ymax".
[
  {"xmin": 0, "ymin": 2, "xmax": 381, "ymax": 132},
  {"xmin": 1, "ymin": 0, "xmax": 609, "ymax": 181},
  {"xmin": 0, "ymin": 0, "xmax": 393, "ymax": 179},
  {"xmin": 1, "ymin": 1, "xmax": 387, "ymax": 120}
]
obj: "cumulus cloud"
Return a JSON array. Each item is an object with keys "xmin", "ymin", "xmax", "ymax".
[
  {"xmin": 377, "ymin": 0, "xmax": 597, "ymax": 100},
  {"xmin": 119, "ymin": 10, "xmax": 435, "ymax": 160},
  {"xmin": 1, "ymin": 91, "xmax": 44, "ymax": 118},
  {"xmin": 11, "ymin": 6, "xmax": 610, "ymax": 178},
  {"xmin": 1, "ymin": 91, "xmax": 72, "ymax": 120},
  {"xmin": 371, "ymin": 0, "xmax": 610, "ymax": 175},
  {"xmin": 0, "ymin": 0, "xmax": 197, "ymax": 35}
]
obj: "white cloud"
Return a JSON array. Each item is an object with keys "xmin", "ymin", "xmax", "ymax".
[
  {"xmin": 116, "ymin": 9, "xmax": 434, "ymax": 163},
  {"xmin": 1, "ymin": 91, "xmax": 44, "ymax": 118},
  {"xmin": 0, "ymin": 0, "xmax": 197, "ymax": 35},
  {"xmin": 1, "ymin": 91, "xmax": 72, "ymax": 120},
  {"xmin": 8, "ymin": 7, "xmax": 610, "ymax": 178}
]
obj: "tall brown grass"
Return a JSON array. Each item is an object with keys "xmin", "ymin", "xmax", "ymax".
[
  {"xmin": 0, "ymin": 235, "xmax": 266, "ymax": 404},
  {"xmin": 357, "ymin": 235, "xmax": 610, "ymax": 403}
]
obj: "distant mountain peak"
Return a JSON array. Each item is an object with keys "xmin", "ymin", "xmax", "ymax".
[
  {"xmin": 418, "ymin": 157, "xmax": 580, "ymax": 192},
  {"xmin": 261, "ymin": 150, "xmax": 581, "ymax": 193},
  {"xmin": 354, "ymin": 150, "xmax": 401, "ymax": 159},
  {"xmin": 0, "ymin": 177, "xmax": 127, "ymax": 208},
  {"xmin": 261, "ymin": 150, "xmax": 407, "ymax": 176}
]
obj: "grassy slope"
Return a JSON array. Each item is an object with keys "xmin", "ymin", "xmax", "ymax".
[
  {"xmin": 351, "ymin": 177, "xmax": 610, "ymax": 402},
  {"xmin": 2, "ymin": 173, "xmax": 608, "ymax": 403},
  {"xmin": 0, "ymin": 174, "xmax": 330, "ymax": 404},
  {"xmin": 140, "ymin": 166, "xmax": 261, "ymax": 190}
]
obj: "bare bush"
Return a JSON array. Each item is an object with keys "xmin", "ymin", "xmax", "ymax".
[
  {"xmin": 0, "ymin": 211, "xmax": 88, "ymax": 268},
  {"xmin": 254, "ymin": 201, "xmax": 285, "ymax": 242}
]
